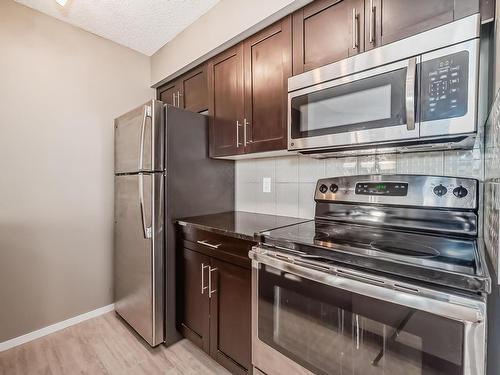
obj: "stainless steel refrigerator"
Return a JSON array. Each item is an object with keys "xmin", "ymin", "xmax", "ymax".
[{"xmin": 114, "ymin": 100, "xmax": 234, "ymax": 347}]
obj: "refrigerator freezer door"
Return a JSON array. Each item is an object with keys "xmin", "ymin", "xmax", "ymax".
[
  {"xmin": 114, "ymin": 100, "xmax": 164, "ymax": 174},
  {"xmin": 114, "ymin": 173, "xmax": 164, "ymax": 346}
]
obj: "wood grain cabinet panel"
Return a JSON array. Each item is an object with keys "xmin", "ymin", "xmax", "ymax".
[
  {"xmin": 178, "ymin": 226, "xmax": 253, "ymax": 374},
  {"xmin": 293, "ymin": 0, "xmax": 364, "ymax": 75},
  {"xmin": 178, "ymin": 65, "xmax": 208, "ymax": 113},
  {"xmin": 179, "ymin": 247, "xmax": 210, "ymax": 352},
  {"xmin": 209, "ymin": 258, "xmax": 251, "ymax": 375},
  {"xmin": 158, "ymin": 82, "xmax": 178, "ymax": 107},
  {"xmin": 366, "ymin": 0, "xmax": 480, "ymax": 50},
  {"xmin": 243, "ymin": 16, "xmax": 292, "ymax": 153},
  {"xmin": 208, "ymin": 46, "xmax": 245, "ymax": 158}
]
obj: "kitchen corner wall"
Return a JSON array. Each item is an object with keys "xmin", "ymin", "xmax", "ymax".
[
  {"xmin": 236, "ymin": 149, "xmax": 483, "ymax": 219},
  {"xmin": 0, "ymin": 1, "xmax": 152, "ymax": 343}
]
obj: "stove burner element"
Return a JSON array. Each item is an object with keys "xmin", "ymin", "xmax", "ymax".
[{"xmin": 370, "ymin": 240, "xmax": 440, "ymax": 258}]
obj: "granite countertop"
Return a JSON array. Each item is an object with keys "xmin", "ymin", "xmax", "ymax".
[{"xmin": 177, "ymin": 211, "xmax": 310, "ymax": 241}]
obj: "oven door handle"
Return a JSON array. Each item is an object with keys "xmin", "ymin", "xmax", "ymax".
[
  {"xmin": 250, "ymin": 249, "xmax": 485, "ymax": 324},
  {"xmin": 405, "ymin": 57, "xmax": 417, "ymax": 131}
]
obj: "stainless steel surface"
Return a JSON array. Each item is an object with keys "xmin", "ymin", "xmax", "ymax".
[
  {"xmin": 114, "ymin": 173, "xmax": 164, "ymax": 346},
  {"xmin": 419, "ymin": 39, "xmax": 480, "ymax": 138},
  {"xmin": 250, "ymin": 247, "xmax": 487, "ymax": 375},
  {"xmin": 351, "ymin": 8, "xmax": 358, "ymax": 50},
  {"xmin": 288, "ymin": 14, "xmax": 480, "ymax": 92},
  {"xmin": 115, "ymin": 100, "xmax": 164, "ymax": 174},
  {"xmin": 208, "ymin": 266, "xmax": 217, "ymax": 298},
  {"xmin": 236, "ymin": 120, "xmax": 241, "ymax": 147},
  {"xmin": 201, "ymin": 263, "xmax": 209, "ymax": 294},
  {"xmin": 138, "ymin": 173, "xmax": 152, "ymax": 239},
  {"xmin": 196, "ymin": 239, "xmax": 222, "ymax": 249},
  {"xmin": 405, "ymin": 57, "xmax": 416, "ymax": 131},
  {"xmin": 314, "ymin": 175, "xmax": 478, "ymax": 210},
  {"xmin": 368, "ymin": 0, "xmax": 375, "ymax": 44},
  {"xmin": 288, "ymin": 58, "xmax": 421, "ymax": 151},
  {"xmin": 243, "ymin": 118, "xmax": 249, "ymax": 146},
  {"xmin": 287, "ymin": 14, "xmax": 480, "ymax": 155}
]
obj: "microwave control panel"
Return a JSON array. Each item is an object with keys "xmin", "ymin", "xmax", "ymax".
[{"xmin": 420, "ymin": 51, "xmax": 469, "ymax": 122}]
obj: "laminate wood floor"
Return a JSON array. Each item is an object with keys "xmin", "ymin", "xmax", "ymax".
[{"xmin": 0, "ymin": 312, "xmax": 231, "ymax": 375}]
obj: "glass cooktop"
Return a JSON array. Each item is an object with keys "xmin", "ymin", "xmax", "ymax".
[{"xmin": 259, "ymin": 220, "xmax": 478, "ymax": 276}]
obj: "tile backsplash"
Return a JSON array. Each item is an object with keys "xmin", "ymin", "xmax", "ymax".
[{"xmin": 236, "ymin": 149, "xmax": 484, "ymax": 219}]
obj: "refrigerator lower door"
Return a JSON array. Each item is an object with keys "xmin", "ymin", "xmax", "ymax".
[
  {"xmin": 114, "ymin": 100, "xmax": 164, "ymax": 174},
  {"xmin": 114, "ymin": 173, "xmax": 164, "ymax": 346}
]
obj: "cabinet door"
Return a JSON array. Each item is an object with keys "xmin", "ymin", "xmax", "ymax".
[
  {"xmin": 376, "ymin": 0, "xmax": 455, "ymax": 46},
  {"xmin": 243, "ymin": 17, "xmax": 292, "ymax": 154},
  {"xmin": 178, "ymin": 65, "xmax": 208, "ymax": 113},
  {"xmin": 158, "ymin": 82, "xmax": 179, "ymax": 107},
  {"xmin": 209, "ymin": 258, "xmax": 251, "ymax": 375},
  {"xmin": 179, "ymin": 248, "xmax": 210, "ymax": 352},
  {"xmin": 208, "ymin": 45, "xmax": 245, "ymax": 157},
  {"xmin": 292, "ymin": 0, "xmax": 364, "ymax": 75}
]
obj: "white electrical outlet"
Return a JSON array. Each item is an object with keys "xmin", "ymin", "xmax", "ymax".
[{"xmin": 263, "ymin": 177, "xmax": 271, "ymax": 193}]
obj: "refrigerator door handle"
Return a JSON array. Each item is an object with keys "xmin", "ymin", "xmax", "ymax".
[
  {"xmin": 139, "ymin": 104, "xmax": 152, "ymax": 171},
  {"xmin": 139, "ymin": 173, "xmax": 152, "ymax": 239}
]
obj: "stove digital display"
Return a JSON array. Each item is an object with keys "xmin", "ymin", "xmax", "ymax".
[{"xmin": 356, "ymin": 182, "xmax": 408, "ymax": 196}]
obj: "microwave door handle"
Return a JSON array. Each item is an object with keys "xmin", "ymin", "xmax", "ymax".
[{"xmin": 405, "ymin": 57, "xmax": 417, "ymax": 131}]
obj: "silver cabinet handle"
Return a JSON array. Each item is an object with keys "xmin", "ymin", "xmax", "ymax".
[
  {"xmin": 172, "ymin": 92, "xmax": 176, "ymax": 107},
  {"xmin": 208, "ymin": 266, "xmax": 218, "ymax": 298},
  {"xmin": 138, "ymin": 173, "xmax": 152, "ymax": 239},
  {"xmin": 369, "ymin": 0, "xmax": 375, "ymax": 44},
  {"xmin": 177, "ymin": 91, "xmax": 182, "ymax": 108},
  {"xmin": 405, "ymin": 57, "xmax": 417, "ymax": 131},
  {"xmin": 243, "ymin": 118, "xmax": 248, "ymax": 146},
  {"xmin": 236, "ymin": 120, "xmax": 243, "ymax": 147},
  {"xmin": 201, "ymin": 263, "xmax": 209, "ymax": 294},
  {"xmin": 139, "ymin": 105, "xmax": 151, "ymax": 171},
  {"xmin": 352, "ymin": 8, "xmax": 359, "ymax": 50},
  {"xmin": 196, "ymin": 240, "xmax": 222, "ymax": 249}
]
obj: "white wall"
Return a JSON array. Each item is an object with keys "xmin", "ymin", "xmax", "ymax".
[
  {"xmin": 0, "ymin": 1, "xmax": 152, "ymax": 342},
  {"xmin": 150, "ymin": 0, "xmax": 311, "ymax": 86}
]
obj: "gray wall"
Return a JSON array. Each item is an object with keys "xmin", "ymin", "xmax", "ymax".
[{"xmin": 0, "ymin": 1, "xmax": 152, "ymax": 343}]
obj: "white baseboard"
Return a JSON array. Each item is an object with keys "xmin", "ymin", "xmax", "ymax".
[{"xmin": 0, "ymin": 303, "xmax": 115, "ymax": 352}]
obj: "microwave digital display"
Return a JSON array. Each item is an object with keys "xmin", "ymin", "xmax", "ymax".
[
  {"xmin": 356, "ymin": 182, "xmax": 408, "ymax": 196},
  {"xmin": 420, "ymin": 51, "xmax": 469, "ymax": 122}
]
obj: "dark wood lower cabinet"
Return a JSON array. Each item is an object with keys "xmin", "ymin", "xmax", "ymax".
[
  {"xmin": 209, "ymin": 258, "xmax": 251, "ymax": 375},
  {"xmin": 179, "ymin": 247, "xmax": 210, "ymax": 352},
  {"xmin": 178, "ymin": 226, "xmax": 253, "ymax": 374}
]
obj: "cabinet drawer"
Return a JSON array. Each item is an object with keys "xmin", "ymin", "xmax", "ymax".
[{"xmin": 178, "ymin": 225, "xmax": 254, "ymax": 268}]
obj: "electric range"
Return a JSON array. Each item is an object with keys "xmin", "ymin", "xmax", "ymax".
[{"xmin": 250, "ymin": 175, "xmax": 491, "ymax": 375}]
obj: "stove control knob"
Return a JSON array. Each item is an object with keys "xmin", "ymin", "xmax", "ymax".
[
  {"xmin": 319, "ymin": 184, "xmax": 328, "ymax": 194},
  {"xmin": 330, "ymin": 184, "xmax": 339, "ymax": 193},
  {"xmin": 453, "ymin": 186, "xmax": 468, "ymax": 198},
  {"xmin": 433, "ymin": 184, "xmax": 447, "ymax": 197}
]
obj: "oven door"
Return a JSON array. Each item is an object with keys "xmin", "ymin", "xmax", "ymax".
[
  {"xmin": 288, "ymin": 57, "xmax": 421, "ymax": 152},
  {"xmin": 251, "ymin": 250, "xmax": 486, "ymax": 375}
]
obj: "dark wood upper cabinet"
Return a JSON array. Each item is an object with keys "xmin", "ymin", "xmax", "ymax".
[
  {"xmin": 292, "ymin": 0, "xmax": 364, "ymax": 75},
  {"xmin": 158, "ymin": 81, "xmax": 178, "ymax": 106},
  {"xmin": 366, "ymin": 0, "xmax": 480, "ymax": 50},
  {"xmin": 157, "ymin": 64, "xmax": 208, "ymax": 112},
  {"xmin": 177, "ymin": 64, "xmax": 208, "ymax": 113},
  {"xmin": 243, "ymin": 16, "xmax": 292, "ymax": 154},
  {"xmin": 209, "ymin": 258, "xmax": 251, "ymax": 375},
  {"xmin": 208, "ymin": 45, "xmax": 245, "ymax": 158},
  {"xmin": 179, "ymin": 247, "xmax": 210, "ymax": 352}
]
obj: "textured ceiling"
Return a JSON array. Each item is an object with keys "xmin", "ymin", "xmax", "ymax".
[{"xmin": 14, "ymin": 0, "xmax": 220, "ymax": 55}]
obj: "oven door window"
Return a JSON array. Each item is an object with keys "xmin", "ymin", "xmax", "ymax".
[
  {"xmin": 258, "ymin": 265, "xmax": 464, "ymax": 375},
  {"xmin": 290, "ymin": 68, "xmax": 410, "ymax": 139}
]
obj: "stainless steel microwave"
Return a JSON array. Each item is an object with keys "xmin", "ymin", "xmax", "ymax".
[{"xmin": 288, "ymin": 14, "xmax": 481, "ymax": 157}]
